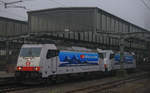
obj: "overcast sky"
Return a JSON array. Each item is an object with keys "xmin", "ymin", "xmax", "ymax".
[{"xmin": 0, "ymin": 0, "xmax": 150, "ymax": 30}]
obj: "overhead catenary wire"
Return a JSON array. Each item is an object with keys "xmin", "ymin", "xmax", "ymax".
[
  {"xmin": 5, "ymin": 0, "xmax": 23, "ymax": 5},
  {"xmin": 6, "ymin": 5, "xmax": 31, "ymax": 10},
  {"xmin": 0, "ymin": 0, "xmax": 34, "ymax": 20},
  {"xmin": 0, "ymin": 0, "xmax": 32, "ymax": 10}
]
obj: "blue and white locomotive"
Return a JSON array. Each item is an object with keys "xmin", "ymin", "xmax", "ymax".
[{"xmin": 15, "ymin": 44, "xmax": 136, "ymax": 81}]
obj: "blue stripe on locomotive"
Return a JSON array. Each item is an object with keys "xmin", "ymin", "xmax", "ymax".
[
  {"xmin": 114, "ymin": 54, "xmax": 134, "ymax": 63},
  {"xmin": 58, "ymin": 51, "xmax": 99, "ymax": 67}
]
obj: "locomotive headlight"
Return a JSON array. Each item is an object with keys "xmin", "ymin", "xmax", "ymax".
[
  {"xmin": 34, "ymin": 67, "xmax": 40, "ymax": 71},
  {"xmin": 17, "ymin": 66, "xmax": 22, "ymax": 71},
  {"xmin": 35, "ymin": 67, "xmax": 38, "ymax": 71}
]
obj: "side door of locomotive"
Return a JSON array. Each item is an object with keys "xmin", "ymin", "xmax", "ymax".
[{"xmin": 46, "ymin": 49, "xmax": 59, "ymax": 74}]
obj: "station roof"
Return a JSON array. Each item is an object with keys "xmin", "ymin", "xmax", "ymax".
[
  {"xmin": 27, "ymin": 7, "xmax": 97, "ymax": 13},
  {"xmin": 27, "ymin": 7, "xmax": 149, "ymax": 32},
  {"xmin": 0, "ymin": 16, "xmax": 27, "ymax": 24}
]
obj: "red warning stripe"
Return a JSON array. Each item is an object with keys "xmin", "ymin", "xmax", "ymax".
[{"xmin": 17, "ymin": 66, "xmax": 40, "ymax": 71}]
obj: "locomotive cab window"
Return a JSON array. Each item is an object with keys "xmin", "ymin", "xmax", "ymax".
[
  {"xmin": 20, "ymin": 47, "xmax": 41, "ymax": 57},
  {"xmin": 46, "ymin": 50, "xmax": 59, "ymax": 59}
]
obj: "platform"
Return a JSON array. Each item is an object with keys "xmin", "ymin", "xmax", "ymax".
[{"xmin": 0, "ymin": 71, "xmax": 14, "ymax": 78}]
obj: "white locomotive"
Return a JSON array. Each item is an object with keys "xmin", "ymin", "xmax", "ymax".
[{"xmin": 15, "ymin": 44, "xmax": 136, "ymax": 81}]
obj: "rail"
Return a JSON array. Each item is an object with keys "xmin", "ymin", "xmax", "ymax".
[{"xmin": 66, "ymin": 72, "xmax": 149, "ymax": 93}]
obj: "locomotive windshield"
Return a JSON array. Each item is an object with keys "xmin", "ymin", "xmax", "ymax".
[{"xmin": 20, "ymin": 47, "xmax": 42, "ymax": 57}]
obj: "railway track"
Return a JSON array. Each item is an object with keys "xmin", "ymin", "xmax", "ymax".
[
  {"xmin": 0, "ymin": 77, "xmax": 15, "ymax": 85},
  {"xmin": 0, "ymin": 81, "xmax": 44, "ymax": 93},
  {"xmin": 0, "ymin": 77, "xmax": 32, "ymax": 93},
  {"xmin": 0, "ymin": 71, "xmax": 148, "ymax": 93},
  {"xmin": 0, "ymin": 84, "xmax": 29, "ymax": 93},
  {"xmin": 66, "ymin": 72, "xmax": 149, "ymax": 93}
]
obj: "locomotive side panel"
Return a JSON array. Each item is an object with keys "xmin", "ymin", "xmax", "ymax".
[
  {"xmin": 55, "ymin": 51, "xmax": 101, "ymax": 75},
  {"xmin": 112, "ymin": 53, "xmax": 136, "ymax": 70},
  {"xmin": 42, "ymin": 49, "xmax": 102, "ymax": 77}
]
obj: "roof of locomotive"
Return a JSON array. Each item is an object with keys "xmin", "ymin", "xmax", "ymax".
[
  {"xmin": 57, "ymin": 46, "xmax": 97, "ymax": 52},
  {"xmin": 21, "ymin": 44, "xmax": 44, "ymax": 48},
  {"xmin": 21, "ymin": 44, "xmax": 97, "ymax": 52}
]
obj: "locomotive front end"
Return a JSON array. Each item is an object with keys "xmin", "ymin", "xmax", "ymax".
[{"xmin": 15, "ymin": 45, "xmax": 42, "ymax": 81}]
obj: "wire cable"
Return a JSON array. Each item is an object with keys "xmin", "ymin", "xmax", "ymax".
[
  {"xmin": 6, "ymin": 5, "xmax": 31, "ymax": 10},
  {"xmin": 0, "ymin": 0, "xmax": 31, "ymax": 10}
]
